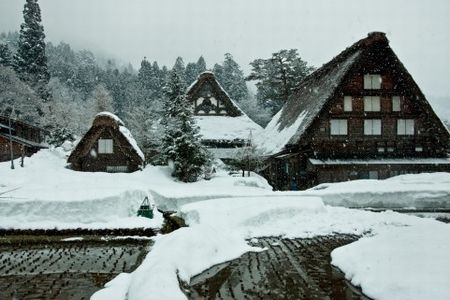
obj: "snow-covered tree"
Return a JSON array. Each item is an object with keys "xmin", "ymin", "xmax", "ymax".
[
  {"xmin": 172, "ymin": 56, "xmax": 186, "ymax": 82},
  {"xmin": 13, "ymin": 0, "xmax": 50, "ymax": 98},
  {"xmin": 87, "ymin": 83, "xmax": 114, "ymax": 115},
  {"xmin": 233, "ymin": 131, "xmax": 264, "ymax": 177},
  {"xmin": 43, "ymin": 78, "xmax": 89, "ymax": 145},
  {"xmin": 185, "ymin": 56, "xmax": 208, "ymax": 85},
  {"xmin": 0, "ymin": 65, "xmax": 44, "ymax": 123},
  {"xmin": 162, "ymin": 67, "xmax": 209, "ymax": 182},
  {"xmin": 247, "ymin": 49, "xmax": 314, "ymax": 114},
  {"xmin": 124, "ymin": 101, "xmax": 164, "ymax": 163},
  {"xmin": 0, "ymin": 44, "xmax": 13, "ymax": 67},
  {"xmin": 196, "ymin": 56, "xmax": 207, "ymax": 74},
  {"xmin": 213, "ymin": 53, "xmax": 248, "ymax": 103},
  {"xmin": 238, "ymin": 91, "xmax": 272, "ymax": 127}
]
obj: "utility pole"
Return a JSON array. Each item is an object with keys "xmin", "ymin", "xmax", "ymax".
[{"xmin": 8, "ymin": 112, "xmax": 14, "ymax": 170}]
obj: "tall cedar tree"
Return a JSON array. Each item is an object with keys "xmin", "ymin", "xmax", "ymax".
[
  {"xmin": 247, "ymin": 49, "xmax": 314, "ymax": 114},
  {"xmin": 14, "ymin": 0, "xmax": 50, "ymax": 98},
  {"xmin": 213, "ymin": 53, "xmax": 248, "ymax": 103},
  {"xmin": 162, "ymin": 68, "xmax": 209, "ymax": 182}
]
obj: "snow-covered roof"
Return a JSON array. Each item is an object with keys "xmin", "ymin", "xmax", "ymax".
[
  {"xmin": 257, "ymin": 50, "xmax": 361, "ymax": 154},
  {"xmin": 309, "ymin": 158, "xmax": 450, "ymax": 165},
  {"xmin": 96, "ymin": 111, "xmax": 125, "ymax": 126},
  {"xmin": 194, "ymin": 115, "xmax": 262, "ymax": 142},
  {"xmin": 119, "ymin": 125, "xmax": 145, "ymax": 162},
  {"xmin": 68, "ymin": 112, "xmax": 145, "ymax": 164}
]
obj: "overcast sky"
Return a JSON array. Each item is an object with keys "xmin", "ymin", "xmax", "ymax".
[{"xmin": 1, "ymin": 0, "xmax": 450, "ymax": 105}]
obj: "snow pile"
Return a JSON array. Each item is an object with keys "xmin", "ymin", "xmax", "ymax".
[
  {"xmin": 150, "ymin": 171, "xmax": 273, "ymax": 211},
  {"xmin": 332, "ymin": 220, "xmax": 450, "ymax": 300},
  {"xmin": 305, "ymin": 172, "xmax": 450, "ymax": 208},
  {"xmin": 0, "ymin": 149, "xmax": 273, "ymax": 229},
  {"xmin": 194, "ymin": 115, "xmax": 262, "ymax": 142},
  {"xmin": 94, "ymin": 196, "xmax": 450, "ymax": 300},
  {"xmin": 0, "ymin": 148, "xmax": 161, "ymax": 229}
]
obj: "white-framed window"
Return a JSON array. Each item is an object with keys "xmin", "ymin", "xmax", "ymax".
[
  {"xmin": 415, "ymin": 146, "xmax": 423, "ymax": 152},
  {"xmin": 364, "ymin": 119, "xmax": 382, "ymax": 135},
  {"xmin": 369, "ymin": 171, "xmax": 379, "ymax": 179},
  {"xmin": 387, "ymin": 147, "xmax": 395, "ymax": 152},
  {"xmin": 344, "ymin": 96, "xmax": 352, "ymax": 112},
  {"xmin": 364, "ymin": 96, "xmax": 381, "ymax": 111},
  {"xmin": 364, "ymin": 74, "xmax": 382, "ymax": 89},
  {"xmin": 397, "ymin": 119, "xmax": 415, "ymax": 135},
  {"xmin": 98, "ymin": 139, "xmax": 113, "ymax": 154},
  {"xmin": 392, "ymin": 96, "xmax": 401, "ymax": 112},
  {"xmin": 330, "ymin": 119, "xmax": 348, "ymax": 135}
]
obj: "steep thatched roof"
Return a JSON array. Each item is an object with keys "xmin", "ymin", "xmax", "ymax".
[
  {"xmin": 258, "ymin": 31, "xmax": 443, "ymax": 154},
  {"xmin": 186, "ymin": 71, "xmax": 243, "ymax": 117},
  {"xmin": 67, "ymin": 112, "xmax": 144, "ymax": 164}
]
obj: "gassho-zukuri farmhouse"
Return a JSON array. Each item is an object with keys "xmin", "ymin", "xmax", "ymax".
[{"xmin": 257, "ymin": 32, "xmax": 450, "ymax": 190}]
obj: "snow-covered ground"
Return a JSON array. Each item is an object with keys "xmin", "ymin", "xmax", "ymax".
[
  {"xmin": 2, "ymin": 149, "xmax": 450, "ymax": 299},
  {"xmin": 0, "ymin": 148, "xmax": 272, "ymax": 229},
  {"xmin": 93, "ymin": 196, "xmax": 450, "ymax": 300}
]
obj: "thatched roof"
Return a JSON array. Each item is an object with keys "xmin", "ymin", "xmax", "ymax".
[
  {"xmin": 258, "ymin": 32, "xmax": 447, "ymax": 154},
  {"xmin": 186, "ymin": 71, "xmax": 243, "ymax": 117},
  {"xmin": 68, "ymin": 112, "xmax": 144, "ymax": 164}
]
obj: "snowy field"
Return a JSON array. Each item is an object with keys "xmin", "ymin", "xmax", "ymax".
[{"xmin": 2, "ymin": 149, "xmax": 450, "ymax": 299}]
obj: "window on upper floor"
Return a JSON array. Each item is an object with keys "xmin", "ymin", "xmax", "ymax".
[
  {"xmin": 397, "ymin": 119, "xmax": 415, "ymax": 135},
  {"xmin": 364, "ymin": 96, "xmax": 381, "ymax": 112},
  {"xmin": 330, "ymin": 119, "xmax": 348, "ymax": 135},
  {"xmin": 364, "ymin": 74, "xmax": 381, "ymax": 89},
  {"xmin": 344, "ymin": 96, "xmax": 352, "ymax": 112},
  {"xmin": 98, "ymin": 139, "xmax": 113, "ymax": 154},
  {"xmin": 392, "ymin": 96, "xmax": 401, "ymax": 112},
  {"xmin": 364, "ymin": 119, "xmax": 382, "ymax": 135}
]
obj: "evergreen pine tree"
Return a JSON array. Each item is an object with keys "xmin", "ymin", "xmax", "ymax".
[
  {"xmin": 0, "ymin": 44, "xmax": 13, "ymax": 67},
  {"xmin": 247, "ymin": 49, "xmax": 314, "ymax": 114},
  {"xmin": 214, "ymin": 53, "xmax": 248, "ymax": 102},
  {"xmin": 172, "ymin": 56, "xmax": 186, "ymax": 82},
  {"xmin": 196, "ymin": 56, "xmax": 207, "ymax": 74},
  {"xmin": 162, "ymin": 68, "xmax": 209, "ymax": 182},
  {"xmin": 185, "ymin": 62, "xmax": 198, "ymax": 86},
  {"xmin": 14, "ymin": 0, "xmax": 50, "ymax": 98}
]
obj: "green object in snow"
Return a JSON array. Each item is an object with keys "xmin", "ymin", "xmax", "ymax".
[{"xmin": 137, "ymin": 197, "xmax": 154, "ymax": 219}]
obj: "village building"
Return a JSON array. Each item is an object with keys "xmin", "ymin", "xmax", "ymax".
[
  {"xmin": 0, "ymin": 115, "xmax": 48, "ymax": 163},
  {"xmin": 258, "ymin": 32, "xmax": 450, "ymax": 190},
  {"xmin": 186, "ymin": 71, "xmax": 262, "ymax": 161},
  {"xmin": 68, "ymin": 112, "xmax": 145, "ymax": 172}
]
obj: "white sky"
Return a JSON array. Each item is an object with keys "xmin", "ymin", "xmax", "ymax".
[{"xmin": 1, "ymin": 0, "xmax": 450, "ymax": 102}]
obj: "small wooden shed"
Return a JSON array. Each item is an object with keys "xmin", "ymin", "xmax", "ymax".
[{"xmin": 68, "ymin": 112, "xmax": 145, "ymax": 172}]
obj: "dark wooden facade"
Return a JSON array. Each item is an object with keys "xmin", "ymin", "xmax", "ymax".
[
  {"xmin": 67, "ymin": 113, "xmax": 144, "ymax": 172},
  {"xmin": 262, "ymin": 32, "xmax": 450, "ymax": 190},
  {"xmin": 0, "ymin": 115, "xmax": 47, "ymax": 162},
  {"xmin": 186, "ymin": 71, "xmax": 242, "ymax": 118}
]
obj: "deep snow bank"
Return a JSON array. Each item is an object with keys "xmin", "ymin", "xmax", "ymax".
[
  {"xmin": 0, "ymin": 149, "xmax": 272, "ymax": 229},
  {"xmin": 303, "ymin": 172, "xmax": 450, "ymax": 208},
  {"xmin": 0, "ymin": 149, "xmax": 167, "ymax": 229},
  {"xmin": 332, "ymin": 221, "xmax": 450, "ymax": 300},
  {"xmin": 93, "ymin": 196, "xmax": 450, "ymax": 300}
]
